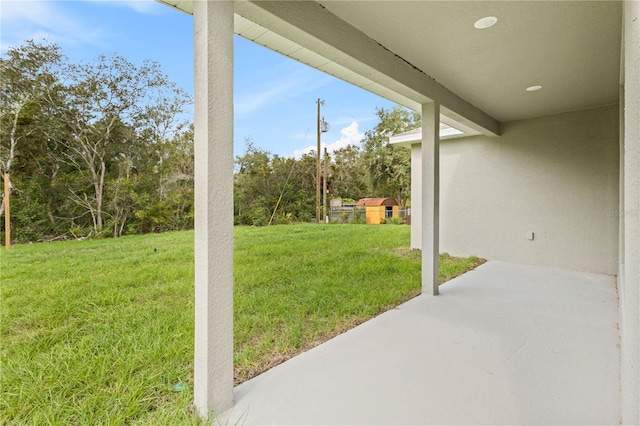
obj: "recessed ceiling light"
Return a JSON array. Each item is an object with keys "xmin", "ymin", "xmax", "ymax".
[
  {"xmin": 474, "ymin": 16, "xmax": 498, "ymax": 29},
  {"xmin": 526, "ymin": 85, "xmax": 543, "ymax": 92}
]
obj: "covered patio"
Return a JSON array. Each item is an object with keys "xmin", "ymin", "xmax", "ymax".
[
  {"xmin": 157, "ymin": 1, "xmax": 638, "ymax": 423},
  {"xmin": 218, "ymin": 261, "xmax": 619, "ymax": 425}
]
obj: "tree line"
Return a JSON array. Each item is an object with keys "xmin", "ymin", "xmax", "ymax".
[
  {"xmin": 1, "ymin": 41, "xmax": 193, "ymax": 242},
  {"xmin": 1, "ymin": 41, "xmax": 418, "ymax": 243},
  {"xmin": 234, "ymin": 104, "xmax": 419, "ymax": 226}
]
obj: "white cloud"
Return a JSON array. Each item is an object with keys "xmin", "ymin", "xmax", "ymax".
[
  {"xmin": 235, "ymin": 60, "xmax": 334, "ymax": 118},
  {"xmin": 0, "ymin": 1, "xmax": 108, "ymax": 51},
  {"xmin": 84, "ymin": 0, "xmax": 159, "ymax": 14},
  {"xmin": 235, "ymin": 80, "xmax": 300, "ymax": 116},
  {"xmin": 292, "ymin": 121, "xmax": 364, "ymax": 159},
  {"xmin": 1, "ymin": 1, "xmax": 70, "ymax": 33}
]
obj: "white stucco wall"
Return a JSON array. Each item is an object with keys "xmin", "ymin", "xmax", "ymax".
[{"xmin": 436, "ymin": 105, "xmax": 619, "ymax": 275}]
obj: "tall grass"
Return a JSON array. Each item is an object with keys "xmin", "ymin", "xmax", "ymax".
[{"xmin": 1, "ymin": 225, "xmax": 483, "ymax": 424}]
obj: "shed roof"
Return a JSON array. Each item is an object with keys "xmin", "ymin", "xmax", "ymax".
[{"xmin": 356, "ymin": 198, "xmax": 399, "ymax": 207}]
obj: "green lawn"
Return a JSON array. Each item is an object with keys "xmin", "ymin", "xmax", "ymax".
[{"xmin": 1, "ymin": 225, "xmax": 484, "ymax": 425}]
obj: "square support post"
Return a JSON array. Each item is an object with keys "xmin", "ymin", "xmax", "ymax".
[
  {"xmin": 620, "ymin": 1, "xmax": 640, "ymax": 424},
  {"xmin": 193, "ymin": 0, "xmax": 234, "ymax": 418},
  {"xmin": 421, "ymin": 102, "xmax": 440, "ymax": 295},
  {"xmin": 410, "ymin": 144, "xmax": 422, "ymax": 250}
]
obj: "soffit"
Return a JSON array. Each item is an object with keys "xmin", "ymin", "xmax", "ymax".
[
  {"xmin": 157, "ymin": 1, "xmax": 429, "ymax": 116},
  {"xmin": 157, "ymin": 0, "xmax": 192, "ymax": 15},
  {"xmin": 156, "ymin": 0, "xmax": 498, "ymax": 135},
  {"xmin": 235, "ymin": 1, "xmax": 501, "ymax": 135},
  {"xmin": 232, "ymin": 13, "xmax": 428, "ymax": 115}
]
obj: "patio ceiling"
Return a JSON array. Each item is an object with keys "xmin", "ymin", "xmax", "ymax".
[
  {"xmin": 320, "ymin": 1, "xmax": 622, "ymax": 123},
  {"xmin": 158, "ymin": 1, "xmax": 621, "ymax": 132}
]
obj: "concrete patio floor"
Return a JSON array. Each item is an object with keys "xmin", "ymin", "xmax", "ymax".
[{"xmin": 217, "ymin": 261, "xmax": 620, "ymax": 425}]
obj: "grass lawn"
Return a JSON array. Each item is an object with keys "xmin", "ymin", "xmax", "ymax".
[{"xmin": 1, "ymin": 224, "xmax": 484, "ymax": 425}]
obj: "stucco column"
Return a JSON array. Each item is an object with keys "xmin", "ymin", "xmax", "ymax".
[
  {"xmin": 410, "ymin": 143, "xmax": 422, "ymax": 250},
  {"xmin": 421, "ymin": 102, "xmax": 440, "ymax": 295},
  {"xmin": 621, "ymin": 1, "xmax": 640, "ymax": 424},
  {"xmin": 193, "ymin": 0, "xmax": 234, "ymax": 418}
]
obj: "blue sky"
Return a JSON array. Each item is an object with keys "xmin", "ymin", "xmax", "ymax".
[{"xmin": 0, "ymin": 0, "xmax": 396, "ymax": 158}]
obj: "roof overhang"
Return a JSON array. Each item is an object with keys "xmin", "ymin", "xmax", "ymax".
[
  {"xmin": 389, "ymin": 125, "xmax": 466, "ymax": 149},
  {"xmin": 158, "ymin": 1, "xmax": 621, "ymax": 140},
  {"xmin": 156, "ymin": 0, "xmax": 501, "ymax": 137}
]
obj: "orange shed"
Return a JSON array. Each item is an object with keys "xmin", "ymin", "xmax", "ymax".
[{"xmin": 355, "ymin": 198, "xmax": 400, "ymax": 224}]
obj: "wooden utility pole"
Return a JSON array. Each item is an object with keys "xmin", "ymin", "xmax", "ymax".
[
  {"xmin": 316, "ymin": 99, "xmax": 322, "ymax": 224},
  {"xmin": 323, "ymin": 147, "xmax": 328, "ymax": 223},
  {"xmin": 4, "ymin": 172, "xmax": 10, "ymax": 250},
  {"xmin": 315, "ymin": 99, "xmax": 329, "ymax": 224}
]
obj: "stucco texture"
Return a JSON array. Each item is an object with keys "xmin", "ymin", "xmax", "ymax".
[
  {"xmin": 620, "ymin": 1, "xmax": 640, "ymax": 423},
  {"xmin": 438, "ymin": 105, "xmax": 619, "ymax": 275}
]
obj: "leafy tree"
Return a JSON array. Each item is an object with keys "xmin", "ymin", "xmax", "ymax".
[
  {"xmin": 1, "ymin": 40, "xmax": 193, "ymax": 242},
  {"xmin": 232, "ymin": 106, "xmax": 419, "ymax": 226},
  {"xmin": 329, "ymin": 144, "xmax": 368, "ymax": 200},
  {"xmin": 0, "ymin": 41, "xmax": 63, "ymax": 221},
  {"xmin": 362, "ymin": 106, "xmax": 420, "ymax": 207},
  {"xmin": 234, "ymin": 140, "xmax": 316, "ymax": 226},
  {"xmin": 234, "ymin": 139, "xmax": 273, "ymax": 225},
  {"xmin": 282, "ymin": 152, "xmax": 316, "ymax": 223},
  {"xmin": 48, "ymin": 54, "xmax": 191, "ymax": 235},
  {"xmin": 2, "ymin": 40, "xmax": 421, "ymax": 240},
  {"xmin": 130, "ymin": 125, "xmax": 194, "ymax": 234}
]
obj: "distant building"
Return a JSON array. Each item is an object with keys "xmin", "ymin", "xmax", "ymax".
[
  {"xmin": 330, "ymin": 198, "xmax": 357, "ymax": 207},
  {"xmin": 330, "ymin": 198, "xmax": 343, "ymax": 208},
  {"xmin": 355, "ymin": 198, "xmax": 400, "ymax": 224}
]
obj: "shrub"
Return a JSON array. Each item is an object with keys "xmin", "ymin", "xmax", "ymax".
[
  {"xmin": 352, "ymin": 210, "xmax": 366, "ymax": 224},
  {"xmin": 340, "ymin": 211, "xmax": 350, "ymax": 223},
  {"xmin": 381, "ymin": 216, "xmax": 406, "ymax": 225}
]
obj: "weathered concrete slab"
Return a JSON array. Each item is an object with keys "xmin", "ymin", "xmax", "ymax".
[{"xmin": 217, "ymin": 261, "xmax": 620, "ymax": 425}]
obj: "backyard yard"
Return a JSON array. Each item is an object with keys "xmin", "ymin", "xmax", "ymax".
[{"xmin": 1, "ymin": 225, "xmax": 484, "ymax": 424}]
